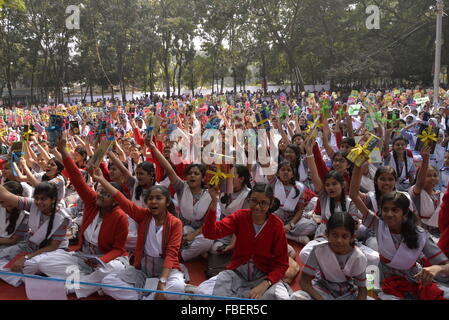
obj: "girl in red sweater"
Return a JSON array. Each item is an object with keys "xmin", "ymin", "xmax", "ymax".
[
  {"xmin": 96, "ymin": 175, "xmax": 185, "ymax": 300},
  {"xmin": 37, "ymin": 138, "xmax": 129, "ymax": 299},
  {"xmin": 198, "ymin": 183, "xmax": 291, "ymax": 300}
]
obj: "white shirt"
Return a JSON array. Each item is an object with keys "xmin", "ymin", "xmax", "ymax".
[
  {"xmin": 84, "ymin": 213, "xmax": 103, "ymax": 247},
  {"xmin": 144, "ymin": 219, "xmax": 163, "ymax": 257}
]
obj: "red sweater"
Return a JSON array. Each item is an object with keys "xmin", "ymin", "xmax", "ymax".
[
  {"xmin": 312, "ymin": 142, "xmax": 350, "ymax": 192},
  {"xmin": 113, "ymin": 192, "xmax": 183, "ymax": 271},
  {"xmin": 63, "ymin": 157, "xmax": 129, "ymax": 263},
  {"xmin": 202, "ymin": 208, "xmax": 289, "ymax": 284},
  {"xmin": 438, "ymin": 182, "xmax": 449, "ymax": 255}
]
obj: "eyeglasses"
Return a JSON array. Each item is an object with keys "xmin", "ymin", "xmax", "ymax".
[{"xmin": 248, "ymin": 198, "xmax": 271, "ymax": 208}]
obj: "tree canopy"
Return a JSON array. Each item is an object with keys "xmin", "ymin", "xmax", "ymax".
[{"xmin": 0, "ymin": 0, "xmax": 447, "ymax": 104}]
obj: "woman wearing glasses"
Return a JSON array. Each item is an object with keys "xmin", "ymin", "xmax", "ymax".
[{"xmin": 198, "ymin": 183, "xmax": 291, "ymax": 300}]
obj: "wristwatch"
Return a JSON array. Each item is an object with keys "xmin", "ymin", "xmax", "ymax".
[
  {"xmin": 159, "ymin": 277, "xmax": 167, "ymax": 285},
  {"xmin": 24, "ymin": 255, "xmax": 30, "ymax": 260}
]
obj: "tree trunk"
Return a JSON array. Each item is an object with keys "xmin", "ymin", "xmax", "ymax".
[
  {"xmin": 262, "ymin": 53, "xmax": 267, "ymax": 94},
  {"xmin": 233, "ymin": 68, "xmax": 237, "ymax": 93},
  {"xmin": 90, "ymin": 83, "xmax": 94, "ymax": 103},
  {"xmin": 149, "ymin": 52, "xmax": 155, "ymax": 97}
]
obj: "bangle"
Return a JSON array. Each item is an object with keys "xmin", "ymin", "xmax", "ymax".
[
  {"xmin": 306, "ymin": 154, "xmax": 314, "ymax": 159},
  {"xmin": 265, "ymin": 279, "xmax": 272, "ymax": 287}
]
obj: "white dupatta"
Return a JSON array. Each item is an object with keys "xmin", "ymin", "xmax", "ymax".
[
  {"xmin": 179, "ymin": 183, "xmax": 212, "ymax": 221},
  {"xmin": 28, "ymin": 208, "xmax": 69, "ymax": 246},
  {"xmin": 274, "ymin": 179, "xmax": 304, "ymax": 212},
  {"xmin": 219, "ymin": 187, "xmax": 251, "ymax": 217},
  {"xmin": 377, "ymin": 220, "xmax": 427, "ymax": 270},
  {"xmin": 322, "ymin": 196, "xmax": 354, "ymax": 222},
  {"xmin": 315, "ymin": 241, "xmax": 367, "ymax": 283}
]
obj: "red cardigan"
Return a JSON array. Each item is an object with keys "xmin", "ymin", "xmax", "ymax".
[
  {"xmin": 113, "ymin": 191, "xmax": 183, "ymax": 271},
  {"xmin": 63, "ymin": 157, "xmax": 129, "ymax": 263},
  {"xmin": 202, "ymin": 208, "xmax": 289, "ymax": 284},
  {"xmin": 439, "ymin": 182, "xmax": 449, "ymax": 255}
]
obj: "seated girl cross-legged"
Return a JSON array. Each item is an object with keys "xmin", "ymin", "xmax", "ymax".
[
  {"xmin": 291, "ymin": 212, "xmax": 368, "ymax": 300},
  {"xmin": 198, "ymin": 183, "xmax": 291, "ymax": 300},
  {"xmin": 0, "ymin": 182, "xmax": 71, "ymax": 287}
]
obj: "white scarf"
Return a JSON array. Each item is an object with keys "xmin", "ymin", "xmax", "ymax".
[
  {"xmin": 418, "ymin": 190, "xmax": 442, "ymax": 228},
  {"xmin": 322, "ymin": 196, "xmax": 354, "ymax": 222},
  {"xmin": 179, "ymin": 183, "xmax": 212, "ymax": 221},
  {"xmin": 274, "ymin": 179, "xmax": 304, "ymax": 212},
  {"xmin": 367, "ymin": 191, "xmax": 378, "ymax": 213},
  {"xmin": 0, "ymin": 208, "xmax": 27, "ymax": 238},
  {"xmin": 219, "ymin": 187, "xmax": 251, "ymax": 217},
  {"xmin": 28, "ymin": 208, "xmax": 69, "ymax": 246},
  {"xmin": 253, "ymin": 164, "xmax": 269, "ymax": 185},
  {"xmin": 145, "ymin": 218, "xmax": 163, "ymax": 258},
  {"xmin": 387, "ymin": 152, "xmax": 414, "ymax": 180},
  {"xmin": 377, "ymin": 220, "xmax": 427, "ymax": 270},
  {"xmin": 314, "ymin": 241, "xmax": 367, "ymax": 283},
  {"xmin": 298, "ymin": 159, "xmax": 308, "ymax": 183},
  {"xmin": 368, "ymin": 191, "xmax": 414, "ymax": 215}
]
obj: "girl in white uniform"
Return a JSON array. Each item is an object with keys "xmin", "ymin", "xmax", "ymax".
[
  {"xmin": 210, "ymin": 165, "xmax": 251, "ymax": 254},
  {"xmin": 382, "ymin": 136, "xmax": 416, "ymax": 192},
  {"xmin": 352, "ymin": 190, "xmax": 449, "ymax": 300},
  {"xmin": 0, "ymin": 182, "xmax": 29, "ymax": 250},
  {"xmin": 301, "ymin": 140, "xmax": 362, "ymax": 264},
  {"xmin": 149, "ymin": 142, "xmax": 213, "ymax": 262},
  {"xmin": 0, "ymin": 182, "xmax": 70, "ymax": 287},
  {"xmin": 350, "ymin": 165, "xmax": 415, "ymax": 251},
  {"xmin": 109, "ymin": 151, "xmax": 155, "ymax": 253},
  {"xmin": 291, "ymin": 212, "xmax": 368, "ymax": 300},
  {"xmin": 97, "ymin": 178, "xmax": 186, "ymax": 300},
  {"xmin": 408, "ymin": 146, "xmax": 441, "ymax": 238},
  {"xmin": 268, "ymin": 161, "xmax": 316, "ymax": 245}
]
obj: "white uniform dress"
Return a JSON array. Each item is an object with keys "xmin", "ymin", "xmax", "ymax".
[
  {"xmin": 0, "ymin": 197, "xmax": 70, "ymax": 287},
  {"xmin": 173, "ymin": 181, "xmax": 213, "ymax": 261},
  {"xmin": 363, "ymin": 210, "xmax": 449, "ymax": 300},
  {"xmin": 272, "ymin": 179, "xmax": 317, "ymax": 238},
  {"xmin": 102, "ymin": 219, "xmax": 185, "ymax": 300},
  {"xmin": 0, "ymin": 208, "xmax": 29, "ymax": 250},
  {"xmin": 291, "ymin": 241, "xmax": 367, "ymax": 300},
  {"xmin": 37, "ymin": 212, "xmax": 129, "ymax": 299}
]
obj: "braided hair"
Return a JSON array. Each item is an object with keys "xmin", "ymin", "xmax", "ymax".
[
  {"xmin": 134, "ymin": 162, "xmax": 155, "ymax": 201},
  {"xmin": 3, "ymin": 181, "xmax": 24, "ymax": 235},
  {"xmin": 325, "ymin": 170, "xmax": 347, "ymax": 215},
  {"xmin": 33, "ymin": 182, "xmax": 59, "ymax": 249}
]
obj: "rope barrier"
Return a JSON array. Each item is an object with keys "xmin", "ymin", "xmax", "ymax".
[{"xmin": 0, "ymin": 270, "xmax": 253, "ymax": 301}]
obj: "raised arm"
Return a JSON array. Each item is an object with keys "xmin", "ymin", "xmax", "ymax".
[
  {"xmin": 305, "ymin": 138, "xmax": 323, "ymax": 194},
  {"xmin": 0, "ymin": 185, "xmax": 20, "ymax": 208},
  {"xmin": 107, "ymin": 150, "xmax": 133, "ymax": 183},
  {"xmin": 412, "ymin": 145, "xmax": 431, "ymax": 194},
  {"xmin": 322, "ymin": 119, "xmax": 335, "ymax": 159},
  {"xmin": 148, "ymin": 141, "xmax": 182, "ymax": 186},
  {"xmin": 92, "ymin": 169, "xmax": 147, "ymax": 223},
  {"xmin": 349, "ymin": 163, "xmax": 370, "ymax": 218},
  {"xmin": 18, "ymin": 157, "xmax": 39, "ymax": 187},
  {"xmin": 202, "ymin": 186, "xmax": 237, "ymax": 240},
  {"xmin": 57, "ymin": 136, "xmax": 97, "ymax": 204}
]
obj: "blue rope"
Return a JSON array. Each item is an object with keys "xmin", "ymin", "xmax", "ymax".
[{"xmin": 0, "ymin": 270, "xmax": 252, "ymax": 301}]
